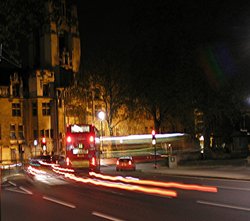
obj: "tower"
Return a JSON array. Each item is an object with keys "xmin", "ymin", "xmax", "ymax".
[{"xmin": 26, "ymin": 0, "xmax": 81, "ymax": 155}]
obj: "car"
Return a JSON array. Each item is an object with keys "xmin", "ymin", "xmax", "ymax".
[
  {"xmin": 116, "ymin": 156, "xmax": 136, "ymax": 171},
  {"xmin": 29, "ymin": 155, "xmax": 52, "ymax": 166},
  {"xmin": 51, "ymin": 155, "xmax": 65, "ymax": 164}
]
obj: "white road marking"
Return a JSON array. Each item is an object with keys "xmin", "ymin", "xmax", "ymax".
[
  {"xmin": 5, "ymin": 187, "xmax": 31, "ymax": 195},
  {"xmin": 92, "ymin": 211, "xmax": 125, "ymax": 221},
  {"xmin": 8, "ymin": 181, "xmax": 17, "ymax": 186},
  {"xmin": 170, "ymin": 174, "xmax": 250, "ymax": 182},
  {"xmin": 19, "ymin": 186, "xmax": 33, "ymax": 195},
  {"xmin": 218, "ymin": 186, "xmax": 250, "ymax": 192},
  {"xmin": 43, "ymin": 196, "xmax": 76, "ymax": 208},
  {"xmin": 197, "ymin": 200, "xmax": 250, "ymax": 212}
]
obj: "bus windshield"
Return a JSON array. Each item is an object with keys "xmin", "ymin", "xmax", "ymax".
[{"xmin": 70, "ymin": 124, "xmax": 90, "ymax": 133}]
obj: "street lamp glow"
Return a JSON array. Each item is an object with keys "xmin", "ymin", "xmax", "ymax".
[{"xmin": 98, "ymin": 111, "xmax": 105, "ymax": 121}]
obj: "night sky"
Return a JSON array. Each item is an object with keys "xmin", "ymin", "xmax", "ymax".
[
  {"xmin": 76, "ymin": 1, "xmax": 131, "ymax": 58},
  {"xmin": 76, "ymin": 1, "xmax": 250, "ymax": 75}
]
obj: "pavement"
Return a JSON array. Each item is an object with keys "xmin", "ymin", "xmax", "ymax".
[
  {"xmin": 136, "ymin": 162, "xmax": 250, "ymax": 181},
  {"xmin": 1, "ymin": 158, "xmax": 250, "ymax": 183},
  {"xmin": 101, "ymin": 158, "xmax": 250, "ymax": 181}
]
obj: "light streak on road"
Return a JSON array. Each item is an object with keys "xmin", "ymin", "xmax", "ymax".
[
  {"xmin": 26, "ymin": 166, "xmax": 68, "ymax": 185},
  {"xmin": 89, "ymin": 172, "xmax": 218, "ymax": 193},
  {"xmin": 51, "ymin": 168, "xmax": 177, "ymax": 198},
  {"xmin": 102, "ymin": 133, "xmax": 185, "ymax": 142},
  {"xmin": 51, "ymin": 164, "xmax": 75, "ymax": 173},
  {"xmin": 66, "ymin": 173, "xmax": 177, "ymax": 197},
  {"xmin": 27, "ymin": 166, "xmax": 48, "ymax": 177}
]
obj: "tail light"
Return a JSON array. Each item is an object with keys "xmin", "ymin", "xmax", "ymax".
[
  {"xmin": 116, "ymin": 160, "xmax": 119, "ymax": 165},
  {"xmin": 89, "ymin": 135, "xmax": 94, "ymax": 143},
  {"xmin": 91, "ymin": 157, "xmax": 96, "ymax": 166},
  {"xmin": 128, "ymin": 160, "xmax": 132, "ymax": 165},
  {"xmin": 66, "ymin": 157, "xmax": 70, "ymax": 166},
  {"xmin": 67, "ymin": 136, "xmax": 72, "ymax": 143}
]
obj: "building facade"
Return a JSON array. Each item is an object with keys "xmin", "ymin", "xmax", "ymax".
[
  {"xmin": 0, "ymin": 0, "xmax": 172, "ymax": 163},
  {"xmin": 0, "ymin": 73, "xmax": 25, "ymax": 162},
  {"xmin": 0, "ymin": 0, "xmax": 81, "ymax": 162}
]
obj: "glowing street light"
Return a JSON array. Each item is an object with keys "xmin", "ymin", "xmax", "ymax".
[
  {"xmin": 98, "ymin": 111, "xmax": 105, "ymax": 121},
  {"xmin": 34, "ymin": 139, "xmax": 38, "ymax": 156}
]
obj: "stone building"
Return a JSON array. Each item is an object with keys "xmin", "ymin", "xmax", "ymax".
[
  {"xmin": 0, "ymin": 0, "xmax": 81, "ymax": 162},
  {"xmin": 0, "ymin": 73, "xmax": 25, "ymax": 162},
  {"xmin": 25, "ymin": 0, "xmax": 81, "ymax": 157},
  {"xmin": 0, "ymin": 0, "xmax": 160, "ymax": 163}
]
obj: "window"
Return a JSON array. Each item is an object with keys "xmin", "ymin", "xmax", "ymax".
[
  {"xmin": 50, "ymin": 129, "xmax": 54, "ymax": 139},
  {"xmin": 32, "ymin": 102, "xmax": 37, "ymax": 116},
  {"xmin": 18, "ymin": 125, "xmax": 24, "ymax": 139},
  {"xmin": 40, "ymin": 129, "xmax": 44, "ymax": 137},
  {"xmin": 42, "ymin": 102, "xmax": 50, "ymax": 116},
  {"xmin": 10, "ymin": 124, "xmax": 16, "ymax": 139},
  {"xmin": 45, "ymin": 129, "xmax": 49, "ymax": 138},
  {"xmin": 13, "ymin": 84, "xmax": 20, "ymax": 97},
  {"xmin": 12, "ymin": 103, "xmax": 21, "ymax": 116},
  {"xmin": 43, "ymin": 84, "xmax": 49, "ymax": 97},
  {"xmin": 57, "ymin": 90, "xmax": 62, "ymax": 108}
]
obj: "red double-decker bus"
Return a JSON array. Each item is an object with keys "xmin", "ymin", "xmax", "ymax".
[{"xmin": 65, "ymin": 124, "xmax": 100, "ymax": 172}]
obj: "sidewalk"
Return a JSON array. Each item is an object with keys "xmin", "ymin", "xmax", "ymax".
[
  {"xmin": 1, "ymin": 166, "xmax": 24, "ymax": 183},
  {"xmin": 137, "ymin": 162, "xmax": 250, "ymax": 181},
  {"xmin": 101, "ymin": 158, "xmax": 250, "ymax": 181}
]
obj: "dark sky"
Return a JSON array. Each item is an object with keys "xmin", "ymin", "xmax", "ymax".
[
  {"xmin": 76, "ymin": 1, "xmax": 131, "ymax": 58},
  {"xmin": 76, "ymin": 1, "xmax": 250, "ymax": 74}
]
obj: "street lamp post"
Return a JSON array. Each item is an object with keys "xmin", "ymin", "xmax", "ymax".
[
  {"xmin": 152, "ymin": 130, "xmax": 157, "ymax": 169},
  {"xmin": 98, "ymin": 111, "xmax": 105, "ymax": 171},
  {"xmin": 34, "ymin": 140, "xmax": 38, "ymax": 157}
]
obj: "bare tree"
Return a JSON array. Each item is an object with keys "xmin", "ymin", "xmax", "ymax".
[
  {"xmin": 84, "ymin": 52, "xmax": 130, "ymax": 136},
  {"xmin": 62, "ymin": 81, "xmax": 87, "ymax": 124}
]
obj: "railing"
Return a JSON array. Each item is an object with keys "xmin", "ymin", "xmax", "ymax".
[
  {"xmin": 0, "ymin": 160, "xmax": 24, "ymax": 182},
  {"xmin": 0, "ymin": 160, "xmax": 22, "ymax": 169}
]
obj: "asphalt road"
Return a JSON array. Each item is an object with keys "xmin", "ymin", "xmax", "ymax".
[{"xmin": 1, "ymin": 166, "xmax": 250, "ymax": 221}]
